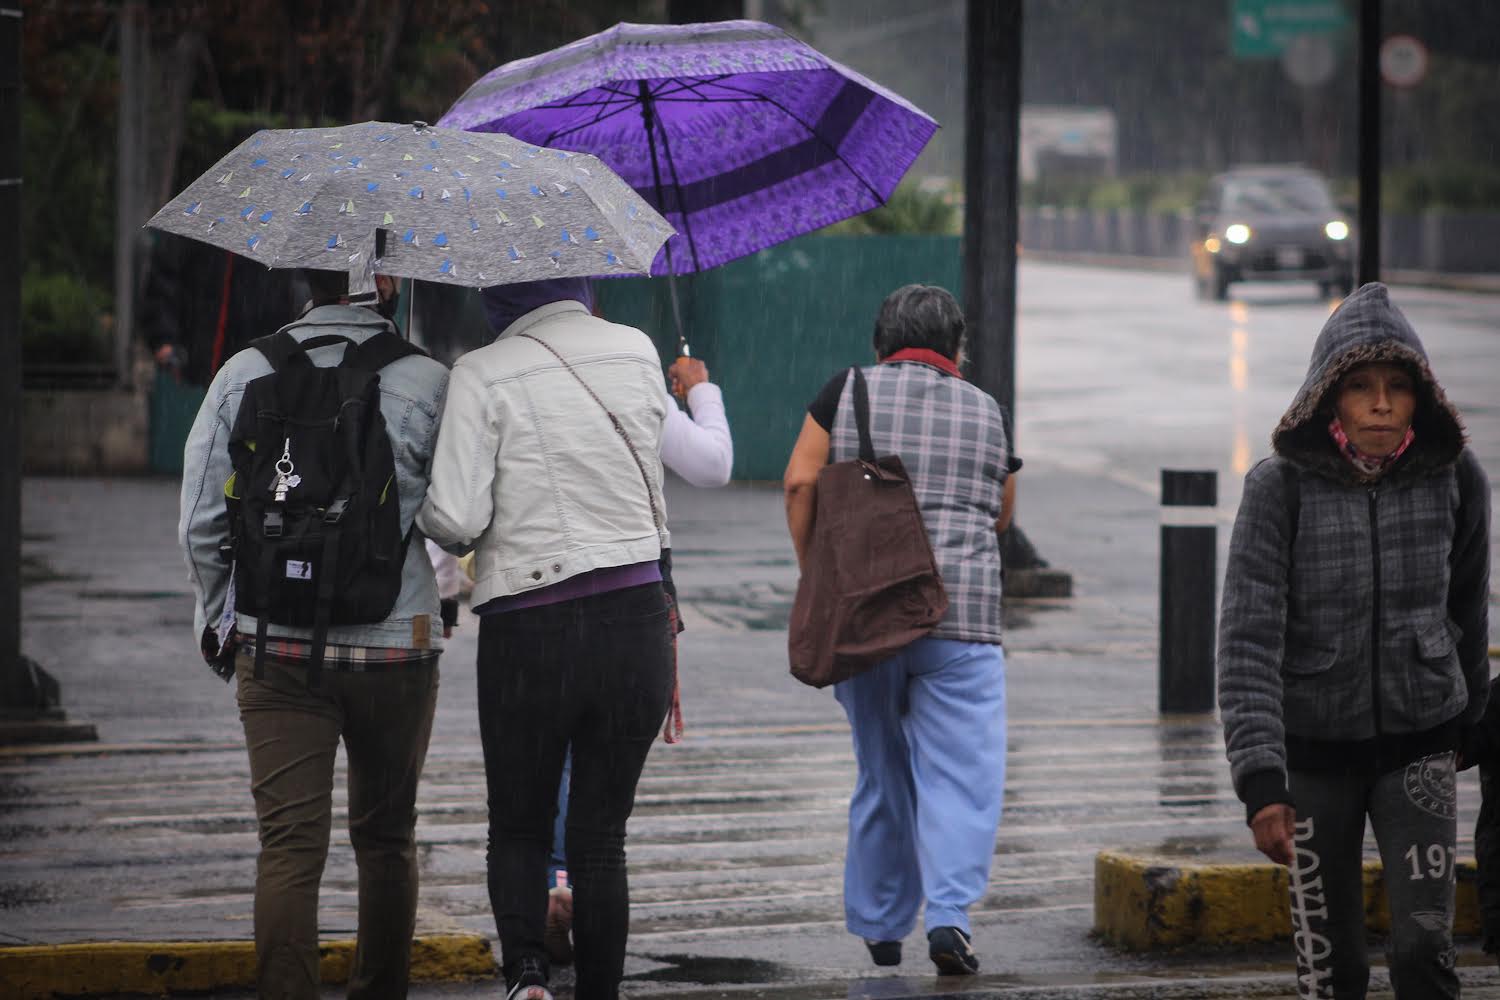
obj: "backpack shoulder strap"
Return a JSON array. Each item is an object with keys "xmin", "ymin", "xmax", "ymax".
[
  {"xmin": 251, "ymin": 331, "xmax": 355, "ymax": 371},
  {"xmin": 250, "ymin": 331, "xmax": 303, "ymax": 371},
  {"xmin": 1278, "ymin": 458, "xmax": 1301, "ymax": 546},
  {"xmin": 344, "ymin": 330, "xmax": 427, "ymax": 372}
]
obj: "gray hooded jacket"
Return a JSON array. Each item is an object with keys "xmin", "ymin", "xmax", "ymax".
[{"xmin": 1218, "ymin": 283, "xmax": 1491, "ymax": 821}]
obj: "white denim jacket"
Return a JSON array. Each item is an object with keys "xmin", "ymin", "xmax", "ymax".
[
  {"xmin": 417, "ymin": 301, "xmax": 672, "ymax": 608},
  {"xmin": 179, "ymin": 305, "xmax": 450, "ymax": 650}
]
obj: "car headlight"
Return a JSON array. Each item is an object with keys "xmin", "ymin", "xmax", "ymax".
[
  {"xmin": 1204, "ymin": 236, "xmax": 1222, "ymax": 254},
  {"xmin": 1325, "ymin": 220, "xmax": 1349, "ymax": 241},
  {"xmin": 1225, "ymin": 224, "xmax": 1251, "ymax": 245}
]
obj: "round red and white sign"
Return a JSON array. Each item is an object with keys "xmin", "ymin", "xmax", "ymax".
[{"xmin": 1380, "ymin": 34, "xmax": 1428, "ymax": 89}]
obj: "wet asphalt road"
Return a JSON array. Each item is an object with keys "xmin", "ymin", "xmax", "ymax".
[{"xmin": 6, "ymin": 261, "xmax": 1500, "ymax": 997}]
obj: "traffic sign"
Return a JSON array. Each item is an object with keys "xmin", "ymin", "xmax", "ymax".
[
  {"xmin": 1380, "ymin": 34, "xmax": 1428, "ymax": 88},
  {"xmin": 1231, "ymin": 0, "xmax": 1349, "ymax": 59}
]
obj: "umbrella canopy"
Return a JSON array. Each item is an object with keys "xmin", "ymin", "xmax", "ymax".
[
  {"xmin": 439, "ymin": 20, "xmax": 939, "ymax": 277},
  {"xmin": 147, "ymin": 121, "xmax": 673, "ymax": 289}
]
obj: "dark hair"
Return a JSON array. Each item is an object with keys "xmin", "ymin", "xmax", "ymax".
[
  {"xmin": 872, "ymin": 284, "xmax": 965, "ymax": 360},
  {"xmin": 302, "ymin": 268, "xmax": 348, "ymax": 303}
]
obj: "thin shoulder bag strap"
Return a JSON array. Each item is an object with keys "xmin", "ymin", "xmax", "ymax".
[
  {"xmin": 850, "ymin": 366, "xmax": 877, "ymax": 463},
  {"xmin": 516, "ymin": 333, "xmax": 662, "ymax": 534}
]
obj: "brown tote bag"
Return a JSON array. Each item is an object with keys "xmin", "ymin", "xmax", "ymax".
[{"xmin": 788, "ymin": 367, "xmax": 948, "ymax": 688}]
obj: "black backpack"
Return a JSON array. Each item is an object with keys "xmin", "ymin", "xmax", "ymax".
[{"xmin": 224, "ymin": 328, "xmax": 425, "ymax": 686}]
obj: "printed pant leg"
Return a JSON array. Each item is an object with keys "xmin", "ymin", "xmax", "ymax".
[
  {"xmin": 902, "ymin": 639, "xmax": 1007, "ymax": 935},
  {"xmin": 1370, "ymin": 752, "xmax": 1459, "ymax": 1000},
  {"xmin": 1287, "ymin": 769, "xmax": 1374, "ymax": 1000},
  {"xmin": 340, "ymin": 663, "xmax": 440, "ymax": 1000},
  {"xmin": 564, "ymin": 586, "xmax": 674, "ymax": 1000},
  {"xmin": 1476, "ymin": 761, "xmax": 1500, "ymax": 955},
  {"xmin": 236, "ymin": 654, "xmax": 342, "ymax": 1000},
  {"xmin": 834, "ymin": 649, "xmax": 922, "ymax": 942}
]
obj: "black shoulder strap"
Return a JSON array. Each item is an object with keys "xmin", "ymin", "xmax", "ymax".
[
  {"xmin": 1279, "ymin": 459, "xmax": 1301, "ymax": 546},
  {"xmin": 850, "ymin": 366, "xmax": 876, "ymax": 464},
  {"xmin": 344, "ymin": 330, "xmax": 427, "ymax": 372},
  {"xmin": 251, "ymin": 331, "xmax": 355, "ymax": 371}
]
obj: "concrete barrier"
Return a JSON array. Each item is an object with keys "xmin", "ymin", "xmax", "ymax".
[
  {"xmin": 1095, "ymin": 850, "xmax": 1482, "ymax": 951},
  {"xmin": 0, "ymin": 934, "xmax": 496, "ymax": 999},
  {"xmin": 23, "ymin": 388, "xmax": 149, "ymax": 475}
]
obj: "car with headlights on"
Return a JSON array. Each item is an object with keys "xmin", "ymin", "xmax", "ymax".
[{"xmin": 1190, "ymin": 167, "xmax": 1354, "ymax": 301}]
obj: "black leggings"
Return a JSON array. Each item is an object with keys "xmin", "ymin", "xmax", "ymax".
[{"xmin": 477, "ymin": 583, "xmax": 674, "ymax": 1000}]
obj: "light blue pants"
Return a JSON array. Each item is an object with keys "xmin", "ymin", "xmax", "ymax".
[{"xmin": 833, "ymin": 638, "xmax": 1007, "ymax": 941}]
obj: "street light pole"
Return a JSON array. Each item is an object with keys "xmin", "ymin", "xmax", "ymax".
[
  {"xmin": 0, "ymin": 6, "xmax": 22, "ymax": 710},
  {"xmin": 0, "ymin": 6, "xmax": 95, "ymax": 744},
  {"xmin": 963, "ymin": 0, "xmax": 1069, "ymax": 596},
  {"xmin": 1357, "ymin": 0, "xmax": 1381, "ymax": 284}
]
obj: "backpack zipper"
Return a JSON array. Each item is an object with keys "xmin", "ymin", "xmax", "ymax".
[{"xmin": 1368, "ymin": 488, "xmax": 1383, "ymax": 737}]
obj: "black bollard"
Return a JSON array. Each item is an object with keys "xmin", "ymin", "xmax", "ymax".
[{"xmin": 1159, "ymin": 470, "xmax": 1218, "ymax": 715}]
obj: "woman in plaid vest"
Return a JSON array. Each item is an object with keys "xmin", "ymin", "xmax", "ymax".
[{"xmin": 784, "ymin": 284, "xmax": 1016, "ymax": 976}]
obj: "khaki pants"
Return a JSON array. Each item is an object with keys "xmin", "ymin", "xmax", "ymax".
[{"xmin": 236, "ymin": 653, "xmax": 439, "ymax": 1000}]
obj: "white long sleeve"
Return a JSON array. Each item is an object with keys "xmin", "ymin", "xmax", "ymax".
[{"xmin": 660, "ymin": 381, "xmax": 733, "ymax": 487}]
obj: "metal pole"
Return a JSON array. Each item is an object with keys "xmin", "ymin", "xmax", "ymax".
[
  {"xmin": 0, "ymin": 5, "xmax": 23, "ymax": 706},
  {"xmin": 964, "ymin": 0, "xmax": 1068, "ymax": 595},
  {"xmin": 1159, "ymin": 470, "xmax": 1218, "ymax": 715},
  {"xmin": 1357, "ymin": 0, "xmax": 1381, "ymax": 285},
  {"xmin": 963, "ymin": 0, "xmax": 1020, "ymax": 442},
  {"xmin": 113, "ymin": 0, "xmax": 143, "ymax": 388}
]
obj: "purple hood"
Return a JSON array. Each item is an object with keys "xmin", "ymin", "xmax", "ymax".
[{"xmin": 481, "ymin": 278, "xmax": 595, "ymax": 337}]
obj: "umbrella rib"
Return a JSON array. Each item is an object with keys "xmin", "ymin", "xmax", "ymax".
[
  {"xmin": 650, "ymin": 113, "xmax": 705, "ymax": 274},
  {"xmin": 689, "ymin": 79, "xmax": 885, "ymax": 204},
  {"xmin": 542, "ymin": 101, "xmax": 643, "ymax": 145}
]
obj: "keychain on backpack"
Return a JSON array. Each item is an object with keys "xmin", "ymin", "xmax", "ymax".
[{"xmin": 272, "ymin": 438, "xmax": 301, "ymax": 502}]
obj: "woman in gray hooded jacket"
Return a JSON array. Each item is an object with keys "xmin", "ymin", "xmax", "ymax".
[{"xmin": 1219, "ymin": 282, "xmax": 1490, "ymax": 1000}]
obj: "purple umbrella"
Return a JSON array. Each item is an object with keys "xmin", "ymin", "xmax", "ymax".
[{"xmin": 439, "ymin": 19, "xmax": 939, "ymax": 281}]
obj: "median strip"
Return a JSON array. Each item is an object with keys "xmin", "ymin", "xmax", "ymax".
[
  {"xmin": 1095, "ymin": 850, "xmax": 1482, "ymax": 950},
  {"xmin": 0, "ymin": 934, "xmax": 495, "ymax": 999}
]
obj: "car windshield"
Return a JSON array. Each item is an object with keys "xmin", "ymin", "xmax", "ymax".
[{"xmin": 1222, "ymin": 175, "xmax": 1335, "ymax": 215}]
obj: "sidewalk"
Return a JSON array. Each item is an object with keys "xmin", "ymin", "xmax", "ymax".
[{"xmin": 3, "ymin": 465, "xmax": 1496, "ymax": 999}]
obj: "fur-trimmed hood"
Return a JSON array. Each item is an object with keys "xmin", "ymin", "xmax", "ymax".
[{"xmin": 1271, "ymin": 282, "xmax": 1466, "ymax": 483}]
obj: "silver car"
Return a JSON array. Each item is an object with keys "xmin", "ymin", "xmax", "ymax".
[{"xmin": 1190, "ymin": 167, "xmax": 1355, "ymax": 300}]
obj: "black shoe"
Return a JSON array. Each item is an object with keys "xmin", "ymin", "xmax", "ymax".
[
  {"xmin": 927, "ymin": 926, "xmax": 979, "ymax": 975},
  {"xmin": 506, "ymin": 957, "xmax": 554, "ymax": 1000},
  {"xmin": 864, "ymin": 938, "xmax": 902, "ymax": 966}
]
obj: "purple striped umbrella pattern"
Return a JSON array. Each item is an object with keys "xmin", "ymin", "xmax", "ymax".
[{"xmin": 439, "ymin": 20, "xmax": 939, "ymax": 277}]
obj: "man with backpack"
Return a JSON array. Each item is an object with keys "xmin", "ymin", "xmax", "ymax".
[{"xmin": 179, "ymin": 268, "xmax": 450, "ymax": 1000}]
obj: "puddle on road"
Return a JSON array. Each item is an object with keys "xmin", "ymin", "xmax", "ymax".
[
  {"xmin": 1145, "ymin": 833, "xmax": 1228, "ymax": 858},
  {"xmin": 20, "ymin": 555, "xmax": 83, "ymax": 587},
  {"xmin": 76, "ymin": 589, "xmax": 190, "ymax": 602},
  {"xmin": 631, "ymin": 953, "xmax": 803, "ymax": 985}
]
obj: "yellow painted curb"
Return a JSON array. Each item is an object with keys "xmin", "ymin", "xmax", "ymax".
[
  {"xmin": 0, "ymin": 933, "xmax": 495, "ymax": 999},
  {"xmin": 1094, "ymin": 850, "xmax": 1481, "ymax": 951}
]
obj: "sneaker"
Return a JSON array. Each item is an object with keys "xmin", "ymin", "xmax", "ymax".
[
  {"xmin": 864, "ymin": 938, "xmax": 902, "ymax": 966},
  {"xmin": 506, "ymin": 957, "xmax": 553, "ymax": 1000},
  {"xmin": 927, "ymin": 926, "xmax": 979, "ymax": 975},
  {"xmin": 544, "ymin": 884, "xmax": 574, "ymax": 966}
]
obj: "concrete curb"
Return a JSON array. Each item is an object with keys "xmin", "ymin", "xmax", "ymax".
[
  {"xmin": 0, "ymin": 934, "xmax": 495, "ymax": 999},
  {"xmin": 1094, "ymin": 850, "xmax": 1482, "ymax": 951}
]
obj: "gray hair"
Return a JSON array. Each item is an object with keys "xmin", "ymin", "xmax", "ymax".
[{"xmin": 872, "ymin": 284, "xmax": 966, "ymax": 361}]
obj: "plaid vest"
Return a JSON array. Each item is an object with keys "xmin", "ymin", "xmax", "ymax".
[{"xmin": 829, "ymin": 362, "xmax": 1008, "ymax": 643}]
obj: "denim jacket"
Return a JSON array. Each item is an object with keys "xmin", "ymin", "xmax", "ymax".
[
  {"xmin": 417, "ymin": 301, "xmax": 671, "ymax": 608},
  {"xmin": 179, "ymin": 304, "xmax": 450, "ymax": 651}
]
